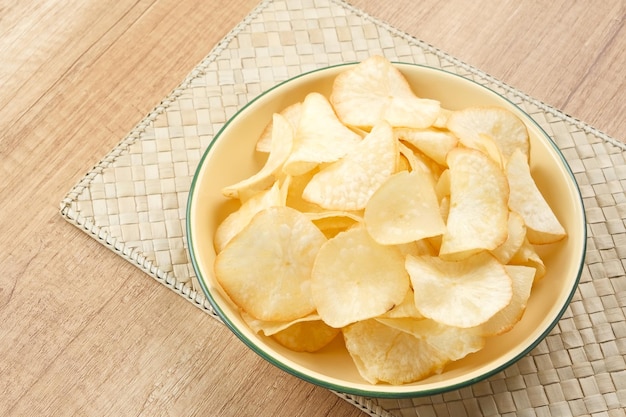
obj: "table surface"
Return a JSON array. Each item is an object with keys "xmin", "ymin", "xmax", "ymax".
[{"xmin": 1, "ymin": 1, "xmax": 625, "ymax": 416}]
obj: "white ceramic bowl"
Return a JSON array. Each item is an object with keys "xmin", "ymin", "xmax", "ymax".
[{"xmin": 186, "ymin": 62, "xmax": 586, "ymax": 398}]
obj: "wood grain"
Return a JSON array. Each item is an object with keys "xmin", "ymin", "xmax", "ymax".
[{"xmin": 0, "ymin": 0, "xmax": 624, "ymax": 416}]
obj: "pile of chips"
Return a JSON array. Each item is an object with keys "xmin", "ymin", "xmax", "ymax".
[{"xmin": 213, "ymin": 56, "xmax": 566, "ymax": 385}]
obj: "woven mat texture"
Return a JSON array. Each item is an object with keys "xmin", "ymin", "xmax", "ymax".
[{"xmin": 60, "ymin": 0, "xmax": 626, "ymax": 415}]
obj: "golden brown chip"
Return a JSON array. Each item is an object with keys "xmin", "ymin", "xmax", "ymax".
[{"xmin": 271, "ymin": 320, "xmax": 341, "ymax": 352}]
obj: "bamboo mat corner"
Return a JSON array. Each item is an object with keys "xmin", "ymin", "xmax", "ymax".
[{"xmin": 60, "ymin": 0, "xmax": 626, "ymax": 415}]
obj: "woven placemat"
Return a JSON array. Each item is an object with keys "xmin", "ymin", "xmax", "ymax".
[{"xmin": 60, "ymin": 0, "xmax": 626, "ymax": 415}]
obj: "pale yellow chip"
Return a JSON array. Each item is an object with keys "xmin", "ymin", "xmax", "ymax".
[
  {"xmin": 241, "ymin": 311, "xmax": 322, "ymax": 336},
  {"xmin": 256, "ymin": 102, "xmax": 302, "ymax": 153},
  {"xmin": 434, "ymin": 168, "xmax": 450, "ymax": 202},
  {"xmin": 490, "ymin": 210, "xmax": 527, "ymax": 264},
  {"xmin": 330, "ymin": 55, "xmax": 440, "ymax": 129},
  {"xmin": 506, "ymin": 149, "xmax": 567, "ymax": 244},
  {"xmin": 283, "ymin": 92, "xmax": 361, "ymax": 176},
  {"xmin": 481, "ymin": 265, "xmax": 536, "ymax": 336},
  {"xmin": 375, "ymin": 317, "xmax": 485, "ymax": 362},
  {"xmin": 214, "ymin": 206, "xmax": 326, "ymax": 321},
  {"xmin": 398, "ymin": 142, "xmax": 443, "ymax": 181},
  {"xmin": 510, "ymin": 237, "xmax": 546, "ymax": 282},
  {"xmin": 311, "ymin": 227, "xmax": 410, "ymax": 328},
  {"xmin": 447, "ymin": 106, "xmax": 530, "ymax": 162},
  {"xmin": 378, "ymin": 288, "xmax": 423, "ymax": 319},
  {"xmin": 395, "ymin": 127, "xmax": 458, "ymax": 166},
  {"xmin": 364, "ymin": 170, "xmax": 446, "ymax": 245},
  {"xmin": 405, "ymin": 253, "xmax": 513, "ymax": 328},
  {"xmin": 343, "ymin": 319, "xmax": 448, "ymax": 385},
  {"xmin": 432, "ymin": 108, "xmax": 452, "ymax": 128},
  {"xmin": 214, "ymin": 181, "xmax": 285, "ymax": 252},
  {"xmin": 302, "ymin": 121, "xmax": 397, "ymax": 210},
  {"xmin": 222, "ymin": 113, "xmax": 293, "ymax": 199},
  {"xmin": 439, "ymin": 147, "xmax": 510, "ymax": 260}
]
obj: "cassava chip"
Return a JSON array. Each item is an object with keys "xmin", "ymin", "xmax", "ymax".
[
  {"xmin": 222, "ymin": 113, "xmax": 293, "ymax": 199},
  {"xmin": 343, "ymin": 319, "xmax": 448, "ymax": 385},
  {"xmin": 214, "ymin": 206, "xmax": 326, "ymax": 321},
  {"xmin": 311, "ymin": 227, "xmax": 410, "ymax": 328},
  {"xmin": 241, "ymin": 312, "xmax": 339, "ymax": 352},
  {"xmin": 302, "ymin": 121, "xmax": 397, "ymax": 210},
  {"xmin": 241, "ymin": 311, "xmax": 322, "ymax": 336},
  {"xmin": 378, "ymin": 289, "xmax": 423, "ymax": 319},
  {"xmin": 283, "ymin": 92, "xmax": 361, "ymax": 176},
  {"xmin": 506, "ymin": 149, "xmax": 566, "ymax": 244},
  {"xmin": 447, "ymin": 106, "xmax": 530, "ymax": 162},
  {"xmin": 375, "ymin": 318, "xmax": 485, "ymax": 362},
  {"xmin": 440, "ymin": 147, "xmax": 510, "ymax": 260},
  {"xmin": 256, "ymin": 102, "xmax": 302, "ymax": 153},
  {"xmin": 214, "ymin": 181, "xmax": 284, "ymax": 252},
  {"xmin": 405, "ymin": 252, "xmax": 513, "ymax": 328},
  {"xmin": 398, "ymin": 142, "xmax": 443, "ymax": 180},
  {"xmin": 307, "ymin": 210, "xmax": 363, "ymax": 239},
  {"xmin": 481, "ymin": 265, "xmax": 535, "ymax": 336},
  {"xmin": 330, "ymin": 55, "xmax": 440, "ymax": 129},
  {"xmin": 510, "ymin": 237, "xmax": 546, "ymax": 281},
  {"xmin": 364, "ymin": 170, "xmax": 446, "ymax": 245},
  {"xmin": 490, "ymin": 210, "xmax": 527, "ymax": 264},
  {"xmin": 395, "ymin": 127, "xmax": 458, "ymax": 166},
  {"xmin": 271, "ymin": 320, "xmax": 340, "ymax": 352}
]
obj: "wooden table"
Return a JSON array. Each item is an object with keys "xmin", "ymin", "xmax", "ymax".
[{"xmin": 1, "ymin": 1, "xmax": 624, "ymax": 415}]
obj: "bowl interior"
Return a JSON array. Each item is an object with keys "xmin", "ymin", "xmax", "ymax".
[{"xmin": 187, "ymin": 63, "xmax": 586, "ymax": 397}]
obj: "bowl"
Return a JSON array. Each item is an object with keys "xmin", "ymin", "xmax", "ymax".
[{"xmin": 186, "ymin": 62, "xmax": 586, "ymax": 398}]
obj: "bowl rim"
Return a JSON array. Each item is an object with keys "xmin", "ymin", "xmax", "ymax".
[{"xmin": 186, "ymin": 61, "xmax": 587, "ymax": 398}]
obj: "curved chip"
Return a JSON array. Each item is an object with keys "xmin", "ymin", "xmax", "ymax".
[
  {"xmin": 330, "ymin": 55, "xmax": 440, "ymax": 129},
  {"xmin": 214, "ymin": 181, "xmax": 284, "ymax": 252},
  {"xmin": 447, "ymin": 106, "xmax": 530, "ymax": 162},
  {"xmin": 256, "ymin": 102, "xmax": 302, "ymax": 153},
  {"xmin": 481, "ymin": 265, "xmax": 536, "ymax": 336},
  {"xmin": 490, "ymin": 210, "xmax": 527, "ymax": 264},
  {"xmin": 395, "ymin": 127, "xmax": 458, "ymax": 166},
  {"xmin": 440, "ymin": 147, "xmax": 510, "ymax": 260},
  {"xmin": 283, "ymin": 92, "xmax": 361, "ymax": 176},
  {"xmin": 222, "ymin": 113, "xmax": 293, "ymax": 199},
  {"xmin": 507, "ymin": 149, "xmax": 567, "ymax": 244},
  {"xmin": 302, "ymin": 121, "xmax": 397, "ymax": 211}
]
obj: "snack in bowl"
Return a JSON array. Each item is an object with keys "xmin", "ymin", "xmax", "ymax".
[{"xmin": 187, "ymin": 56, "xmax": 586, "ymax": 397}]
